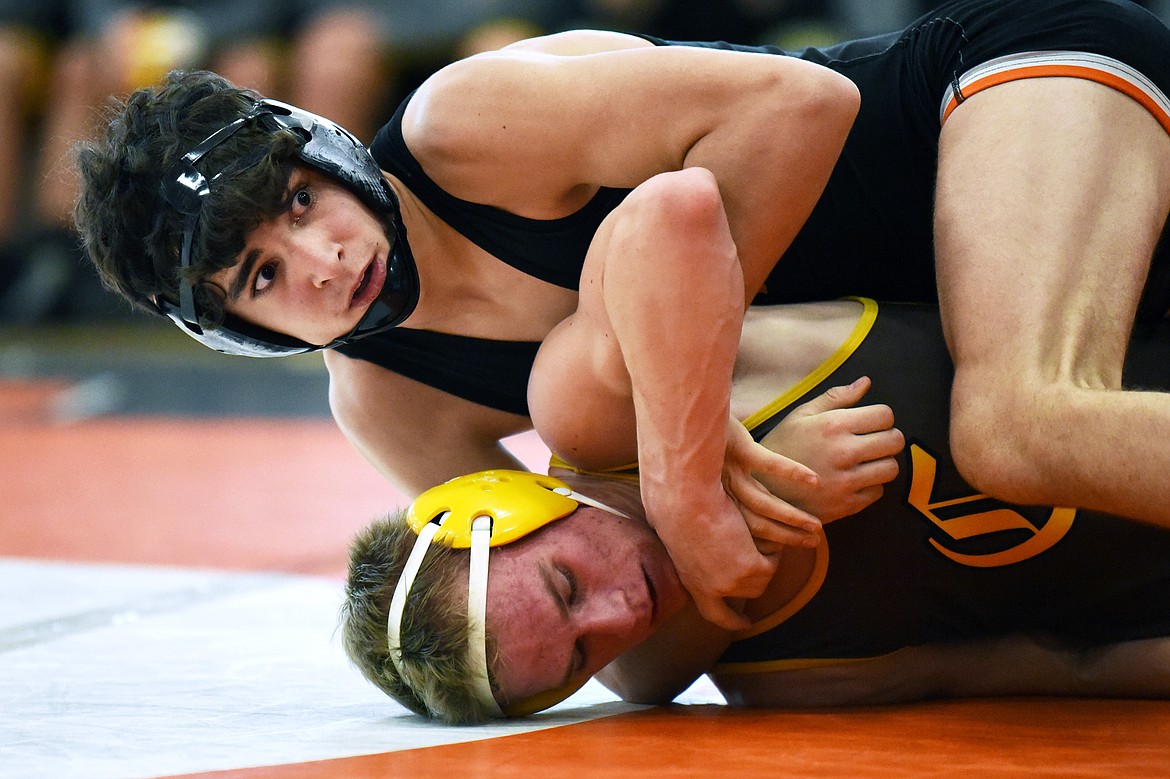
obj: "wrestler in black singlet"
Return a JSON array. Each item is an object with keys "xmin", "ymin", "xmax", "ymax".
[
  {"xmin": 565, "ymin": 299, "xmax": 1170, "ymax": 667},
  {"xmin": 338, "ymin": 0, "xmax": 1170, "ymax": 416}
]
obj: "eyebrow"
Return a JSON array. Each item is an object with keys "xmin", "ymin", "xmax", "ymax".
[
  {"xmin": 227, "ymin": 248, "xmax": 263, "ymax": 301},
  {"xmin": 538, "ymin": 563, "xmax": 575, "ymax": 690}
]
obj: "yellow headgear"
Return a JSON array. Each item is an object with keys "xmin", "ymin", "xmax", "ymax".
[
  {"xmin": 405, "ymin": 470, "xmax": 584, "ymax": 548},
  {"xmin": 387, "ymin": 470, "xmax": 629, "ymax": 719}
]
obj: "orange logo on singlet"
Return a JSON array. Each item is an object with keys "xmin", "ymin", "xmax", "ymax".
[{"xmin": 906, "ymin": 444, "xmax": 1075, "ymax": 567}]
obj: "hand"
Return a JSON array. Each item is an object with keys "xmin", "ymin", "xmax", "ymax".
[
  {"xmin": 645, "ymin": 481, "xmax": 781, "ymax": 631},
  {"xmin": 724, "ymin": 415, "xmax": 823, "ymax": 548},
  {"xmin": 761, "ymin": 376, "xmax": 904, "ymax": 521},
  {"xmin": 645, "ymin": 427, "xmax": 821, "ymax": 631}
]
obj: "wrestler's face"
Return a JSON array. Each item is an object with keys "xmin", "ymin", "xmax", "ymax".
[
  {"xmin": 485, "ymin": 505, "xmax": 688, "ymax": 709},
  {"xmin": 207, "ymin": 166, "xmax": 394, "ymax": 345}
]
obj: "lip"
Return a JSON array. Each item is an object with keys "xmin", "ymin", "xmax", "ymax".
[{"xmin": 350, "ymin": 256, "xmax": 386, "ymax": 311}]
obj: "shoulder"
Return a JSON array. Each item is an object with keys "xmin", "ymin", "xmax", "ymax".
[
  {"xmin": 324, "ymin": 349, "xmax": 525, "ymax": 437},
  {"xmin": 400, "ymin": 30, "xmax": 653, "ymax": 164}
]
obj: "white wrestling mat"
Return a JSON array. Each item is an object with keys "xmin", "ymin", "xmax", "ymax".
[{"xmin": 0, "ymin": 557, "xmax": 722, "ymax": 779}]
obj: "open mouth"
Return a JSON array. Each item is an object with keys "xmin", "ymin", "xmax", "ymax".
[{"xmin": 350, "ymin": 256, "xmax": 386, "ymax": 310}]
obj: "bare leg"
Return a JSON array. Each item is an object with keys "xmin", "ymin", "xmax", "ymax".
[{"xmin": 936, "ymin": 78, "xmax": 1170, "ymax": 522}]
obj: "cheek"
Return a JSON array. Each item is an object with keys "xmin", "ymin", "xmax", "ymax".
[{"xmin": 486, "ymin": 564, "xmax": 567, "ymax": 699}]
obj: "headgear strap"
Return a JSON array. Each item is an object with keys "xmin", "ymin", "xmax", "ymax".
[{"xmin": 386, "ymin": 470, "xmax": 629, "ymax": 718}]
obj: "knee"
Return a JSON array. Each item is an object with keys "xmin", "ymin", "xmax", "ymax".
[
  {"xmin": 947, "ymin": 377, "xmax": 1071, "ymax": 506},
  {"xmin": 617, "ymin": 168, "xmax": 727, "ymax": 241}
]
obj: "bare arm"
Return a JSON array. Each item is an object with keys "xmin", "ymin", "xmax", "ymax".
[
  {"xmin": 324, "ymin": 351, "xmax": 531, "ymax": 496},
  {"xmin": 532, "ymin": 170, "xmax": 822, "ymax": 630},
  {"xmin": 406, "ymin": 29, "xmax": 859, "ymax": 301}
]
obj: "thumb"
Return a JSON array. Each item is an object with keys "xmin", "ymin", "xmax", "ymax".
[{"xmin": 792, "ymin": 375, "xmax": 871, "ymax": 417}]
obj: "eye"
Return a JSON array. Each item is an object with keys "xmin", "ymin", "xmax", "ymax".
[
  {"xmin": 290, "ymin": 187, "xmax": 313, "ymax": 222},
  {"xmin": 253, "ymin": 262, "xmax": 277, "ymax": 294},
  {"xmin": 560, "ymin": 567, "xmax": 578, "ymax": 606}
]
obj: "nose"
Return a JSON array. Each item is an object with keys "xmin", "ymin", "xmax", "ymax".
[
  {"xmin": 576, "ymin": 588, "xmax": 641, "ymax": 666},
  {"xmin": 294, "ymin": 240, "xmax": 343, "ymax": 288}
]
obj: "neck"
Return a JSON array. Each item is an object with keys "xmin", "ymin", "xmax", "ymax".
[
  {"xmin": 387, "ymin": 175, "xmax": 579, "ymax": 340},
  {"xmin": 555, "ymin": 470, "xmax": 645, "ymax": 522}
]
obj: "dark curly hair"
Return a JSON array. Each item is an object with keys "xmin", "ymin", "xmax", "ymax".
[{"xmin": 74, "ymin": 70, "xmax": 305, "ymax": 325}]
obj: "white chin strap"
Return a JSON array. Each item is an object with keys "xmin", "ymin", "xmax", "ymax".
[{"xmin": 387, "ymin": 490, "xmax": 628, "ymax": 719}]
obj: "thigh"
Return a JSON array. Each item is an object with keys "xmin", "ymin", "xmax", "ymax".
[{"xmin": 934, "ymin": 76, "xmax": 1170, "ymax": 387}]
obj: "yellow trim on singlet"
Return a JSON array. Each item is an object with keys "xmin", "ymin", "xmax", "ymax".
[
  {"xmin": 547, "ymin": 454, "xmax": 641, "ymax": 482},
  {"xmin": 738, "ymin": 297, "xmax": 878, "ymax": 435},
  {"xmin": 548, "ymin": 297, "xmax": 879, "ymax": 478}
]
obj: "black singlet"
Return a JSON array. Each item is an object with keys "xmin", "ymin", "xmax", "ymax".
[
  {"xmin": 718, "ymin": 301, "xmax": 1170, "ymax": 667},
  {"xmin": 334, "ymin": 96, "xmax": 630, "ymax": 416},
  {"xmin": 337, "ymin": 0, "xmax": 1170, "ymax": 415}
]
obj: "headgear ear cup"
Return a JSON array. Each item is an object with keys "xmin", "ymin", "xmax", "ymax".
[
  {"xmin": 155, "ymin": 98, "xmax": 419, "ymax": 356},
  {"xmin": 388, "ymin": 470, "xmax": 629, "ymax": 718},
  {"xmin": 407, "ymin": 470, "xmax": 584, "ymax": 547}
]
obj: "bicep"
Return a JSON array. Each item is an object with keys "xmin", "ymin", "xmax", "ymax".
[
  {"xmin": 529, "ymin": 311, "xmax": 638, "ymax": 470},
  {"xmin": 408, "ymin": 40, "xmax": 857, "ymax": 205},
  {"xmin": 325, "ymin": 350, "xmax": 533, "ymax": 496}
]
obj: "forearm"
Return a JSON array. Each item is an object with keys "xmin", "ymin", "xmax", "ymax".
[
  {"xmin": 937, "ymin": 636, "xmax": 1170, "ymax": 700},
  {"xmin": 718, "ymin": 636, "xmax": 1170, "ymax": 708},
  {"xmin": 603, "ymin": 170, "xmax": 744, "ymax": 531}
]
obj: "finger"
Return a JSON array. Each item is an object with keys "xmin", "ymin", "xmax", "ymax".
[
  {"xmin": 848, "ymin": 483, "xmax": 886, "ymax": 513},
  {"xmin": 835, "ymin": 403, "xmax": 897, "ymax": 435},
  {"xmin": 695, "ymin": 596, "xmax": 753, "ymax": 631},
  {"xmin": 726, "ymin": 419, "xmax": 819, "ymax": 483},
  {"xmin": 754, "ymin": 537, "xmax": 787, "ymax": 556},
  {"xmin": 815, "ymin": 424, "xmax": 903, "ymax": 470},
  {"xmin": 858, "ymin": 426, "xmax": 906, "ymax": 459},
  {"xmin": 730, "ymin": 470, "xmax": 822, "ymax": 532},
  {"xmin": 740, "ymin": 445, "xmax": 819, "ymax": 486},
  {"xmin": 855, "ymin": 455, "xmax": 900, "ymax": 486},
  {"xmin": 791, "ymin": 375, "xmax": 871, "ymax": 417},
  {"xmin": 744, "ymin": 508, "xmax": 821, "ymax": 546}
]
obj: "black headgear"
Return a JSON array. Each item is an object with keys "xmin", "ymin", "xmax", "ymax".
[{"xmin": 156, "ymin": 98, "xmax": 419, "ymax": 357}]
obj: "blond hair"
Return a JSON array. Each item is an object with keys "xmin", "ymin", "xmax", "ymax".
[{"xmin": 340, "ymin": 509, "xmax": 496, "ymax": 723}]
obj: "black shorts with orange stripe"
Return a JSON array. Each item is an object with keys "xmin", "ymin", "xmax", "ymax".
[{"xmin": 643, "ymin": 0, "xmax": 1170, "ymax": 322}]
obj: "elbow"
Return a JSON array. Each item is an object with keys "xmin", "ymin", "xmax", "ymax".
[
  {"xmin": 628, "ymin": 167, "xmax": 728, "ymax": 244},
  {"xmin": 812, "ymin": 68, "xmax": 860, "ymax": 144},
  {"xmin": 826, "ymin": 68, "xmax": 861, "ymax": 123}
]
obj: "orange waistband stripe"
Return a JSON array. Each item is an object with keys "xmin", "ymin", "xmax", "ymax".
[{"xmin": 940, "ymin": 50, "xmax": 1170, "ymax": 135}]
